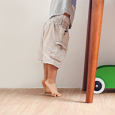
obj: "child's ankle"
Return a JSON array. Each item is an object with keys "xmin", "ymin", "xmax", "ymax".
[
  {"xmin": 43, "ymin": 78, "xmax": 47, "ymax": 81},
  {"xmin": 47, "ymin": 79, "xmax": 55, "ymax": 83}
]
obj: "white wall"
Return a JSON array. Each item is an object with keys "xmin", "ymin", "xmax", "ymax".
[{"xmin": 0, "ymin": 0, "xmax": 115, "ymax": 88}]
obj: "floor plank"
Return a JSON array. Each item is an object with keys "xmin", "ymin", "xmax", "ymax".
[{"xmin": 0, "ymin": 88, "xmax": 115, "ymax": 115}]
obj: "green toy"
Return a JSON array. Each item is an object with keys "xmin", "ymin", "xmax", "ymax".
[{"xmin": 94, "ymin": 65, "xmax": 115, "ymax": 94}]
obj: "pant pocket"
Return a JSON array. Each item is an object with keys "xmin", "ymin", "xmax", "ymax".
[{"xmin": 50, "ymin": 41, "xmax": 68, "ymax": 62}]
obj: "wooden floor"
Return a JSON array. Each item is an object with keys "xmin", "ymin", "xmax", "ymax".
[{"xmin": 0, "ymin": 88, "xmax": 115, "ymax": 115}]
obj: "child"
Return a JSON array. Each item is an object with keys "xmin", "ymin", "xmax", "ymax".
[{"xmin": 38, "ymin": 0, "xmax": 76, "ymax": 97}]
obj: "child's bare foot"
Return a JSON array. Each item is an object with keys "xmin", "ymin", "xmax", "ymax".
[
  {"xmin": 45, "ymin": 79, "xmax": 61, "ymax": 97},
  {"xmin": 41, "ymin": 79, "xmax": 51, "ymax": 93}
]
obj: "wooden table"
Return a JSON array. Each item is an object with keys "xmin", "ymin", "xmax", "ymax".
[{"xmin": 82, "ymin": 0, "xmax": 105, "ymax": 103}]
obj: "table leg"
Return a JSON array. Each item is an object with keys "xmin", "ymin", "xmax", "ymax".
[
  {"xmin": 82, "ymin": 0, "xmax": 92, "ymax": 91},
  {"xmin": 86, "ymin": 0, "xmax": 104, "ymax": 103}
]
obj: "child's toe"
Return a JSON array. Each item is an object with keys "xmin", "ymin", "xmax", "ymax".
[{"xmin": 56, "ymin": 93, "xmax": 61, "ymax": 97}]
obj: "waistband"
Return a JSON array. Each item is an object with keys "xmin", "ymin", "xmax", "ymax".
[
  {"xmin": 50, "ymin": 15, "xmax": 70, "ymax": 29},
  {"xmin": 56, "ymin": 15, "xmax": 70, "ymax": 25}
]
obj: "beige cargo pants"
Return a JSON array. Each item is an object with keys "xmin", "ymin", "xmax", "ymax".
[{"xmin": 38, "ymin": 15, "xmax": 70, "ymax": 69}]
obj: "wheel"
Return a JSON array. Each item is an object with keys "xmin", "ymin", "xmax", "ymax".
[{"xmin": 94, "ymin": 78, "xmax": 105, "ymax": 94}]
